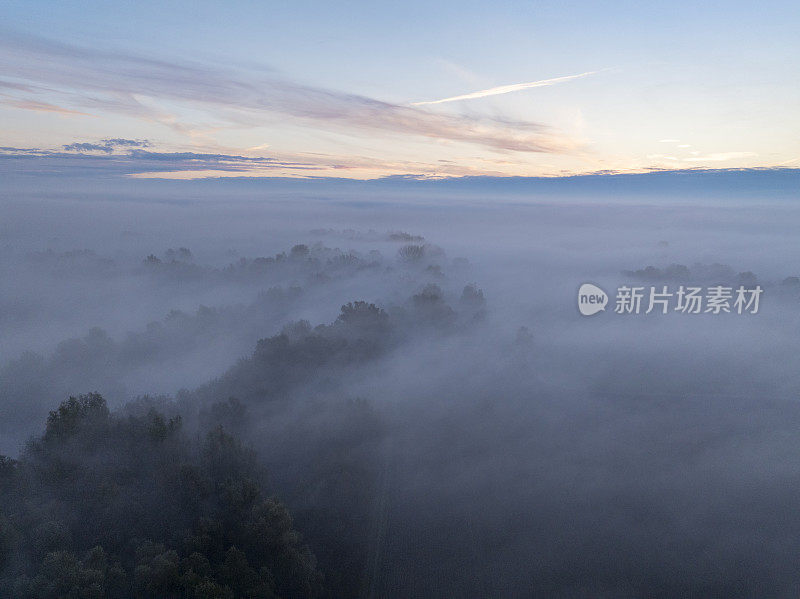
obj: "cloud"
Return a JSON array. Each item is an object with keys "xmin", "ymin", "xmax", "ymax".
[
  {"xmin": 0, "ymin": 33, "xmax": 580, "ymax": 155},
  {"xmin": 683, "ymin": 151, "xmax": 757, "ymax": 162},
  {"xmin": 410, "ymin": 70, "xmax": 601, "ymax": 106},
  {"xmin": 4, "ymin": 146, "xmax": 312, "ymax": 166},
  {"xmin": 62, "ymin": 138, "xmax": 150, "ymax": 153},
  {"xmin": 101, "ymin": 138, "xmax": 150, "ymax": 148},
  {"xmin": 63, "ymin": 142, "xmax": 114, "ymax": 153},
  {"xmin": 0, "ymin": 146, "xmax": 361, "ymax": 180},
  {"xmin": 125, "ymin": 149, "xmax": 308, "ymax": 166},
  {"xmin": 0, "ymin": 98, "xmax": 89, "ymax": 115},
  {"xmin": 647, "ymin": 151, "xmax": 758, "ymax": 164},
  {"xmin": 0, "ymin": 144, "xmax": 514, "ymax": 180}
]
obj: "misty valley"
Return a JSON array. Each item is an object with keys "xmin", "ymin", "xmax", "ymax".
[{"xmin": 0, "ymin": 176, "xmax": 799, "ymax": 598}]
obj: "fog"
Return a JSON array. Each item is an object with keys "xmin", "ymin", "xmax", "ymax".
[{"xmin": 2, "ymin": 171, "xmax": 800, "ymax": 597}]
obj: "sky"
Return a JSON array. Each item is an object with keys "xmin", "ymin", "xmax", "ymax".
[{"xmin": 0, "ymin": 0, "xmax": 798, "ymax": 179}]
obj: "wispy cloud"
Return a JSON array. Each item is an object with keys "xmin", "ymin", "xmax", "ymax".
[
  {"xmin": 0, "ymin": 146, "xmax": 321, "ymax": 177},
  {"xmin": 683, "ymin": 151, "xmax": 757, "ymax": 162},
  {"xmin": 0, "ymin": 33, "xmax": 582, "ymax": 155},
  {"xmin": 0, "ymin": 98, "xmax": 89, "ymax": 115},
  {"xmin": 0, "ymin": 145, "xmax": 507, "ymax": 180},
  {"xmin": 647, "ymin": 151, "xmax": 757, "ymax": 163},
  {"xmin": 410, "ymin": 70, "xmax": 601, "ymax": 106}
]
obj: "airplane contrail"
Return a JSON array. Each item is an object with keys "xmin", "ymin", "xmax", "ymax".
[{"xmin": 411, "ymin": 70, "xmax": 601, "ymax": 106}]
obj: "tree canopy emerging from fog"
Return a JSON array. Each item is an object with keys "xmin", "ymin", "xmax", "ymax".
[{"xmin": 0, "ymin": 394, "xmax": 322, "ymax": 599}]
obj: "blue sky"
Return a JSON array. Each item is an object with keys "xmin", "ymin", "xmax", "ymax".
[{"xmin": 1, "ymin": 0, "xmax": 798, "ymax": 178}]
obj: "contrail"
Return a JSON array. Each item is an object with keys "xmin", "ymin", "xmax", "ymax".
[{"xmin": 411, "ymin": 70, "xmax": 600, "ymax": 106}]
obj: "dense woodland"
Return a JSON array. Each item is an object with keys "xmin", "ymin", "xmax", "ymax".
[
  {"xmin": 0, "ymin": 394, "xmax": 321, "ymax": 598},
  {"xmin": 0, "ymin": 242, "xmax": 485, "ymax": 598}
]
